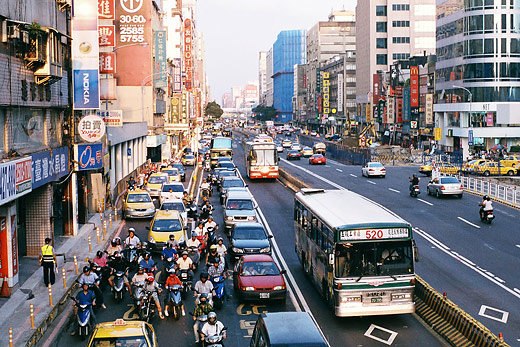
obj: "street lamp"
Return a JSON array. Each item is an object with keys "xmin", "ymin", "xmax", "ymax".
[{"xmin": 141, "ymin": 70, "xmax": 172, "ymax": 122}]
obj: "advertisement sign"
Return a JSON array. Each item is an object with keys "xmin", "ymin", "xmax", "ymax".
[
  {"xmin": 315, "ymin": 68, "xmax": 321, "ymax": 118},
  {"xmin": 337, "ymin": 73, "xmax": 343, "ymax": 112},
  {"xmin": 403, "ymin": 88, "xmax": 410, "ymax": 121},
  {"xmin": 98, "ymin": 0, "xmax": 115, "ymax": 19},
  {"xmin": 387, "ymin": 97, "xmax": 395, "ymax": 124},
  {"xmin": 322, "ymin": 72, "xmax": 330, "ymax": 115},
  {"xmin": 31, "ymin": 147, "xmax": 69, "ymax": 189},
  {"xmin": 172, "ymin": 58, "xmax": 182, "ymax": 93},
  {"xmin": 99, "ymin": 52, "xmax": 116, "ymax": 73},
  {"xmin": 410, "ymin": 66, "xmax": 419, "ymax": 115},
  {"xmin": 171, "ymin": 95, "xmax": 181, "ymax": 123},
  {"xmin": 486, "ymin": 112, "xmax": 494, "ymax": 126},
  {"xmin": 72, "ymin": 0, "xmax": 100, "ymax": 110},
  {"xmin": 0, "ymin": 217, "xmax": 7, "ymax": 278},
  {"xmin": 425, "ymin": 93, "xmax": 433, "ymax": 125},
  {"xmin": 97, "ymin": 110, "xmax": 123, "ymax": 127},
  {"xmin": 373, "ymin": 74, "xmax": 380, "ymax": 104},
  {"xmin": 98, "ymin": 25, "xmax": 115, "ymax": 47},
  {"xmin": 78, "ymin": 115, "xmax": 106, "ymax": 142},
  {"xmin": 76, "ymin": 143, "xmax": 104, "ymax": 171},
  {"xmin": 434, "ymin": 127, "xmax": 442, "ymax": 141},
  {"xmin": 155, "ymin": 30, "xmax": 167, "ymax": 88},
  {"xmin": 396, "ymin": 98, "xmax": 403, "ymax": 123},
  {"xmin": 468, "ymin": 129, "xmax": 474, "ymax": 146},
  {"xmin": 184, "ymin": 19, "xmax": 193, "ymax": 91},
  {"xmin": 0, "ymin": 157, "xmax": 32, "ymax": 206},
  {"xmin": 366, "ymin": 104, "xmax": 372, "ymax": 122}
]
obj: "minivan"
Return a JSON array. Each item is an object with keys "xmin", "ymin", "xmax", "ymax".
[{"xmin": 223, "ymin": 190, "xmax": 257, "ymax": 230}]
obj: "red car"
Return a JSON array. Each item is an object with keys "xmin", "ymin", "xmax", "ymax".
[
  {"xmin": 233, "ymin": 254, "xmax": 287, "ymax": 303},
  {"xmin": 309, "ymin": 154, "xmax": 326, "ymax": 165}
]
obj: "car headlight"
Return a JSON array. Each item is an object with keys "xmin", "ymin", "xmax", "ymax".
[
  {"xmin": 340, "ymin": 296, "xmax": 361, "ymax": 303},
  {"xmin": 260, "ymin": 247, "xmax": 271, "ymax": 253},
  {"xmin": 232, "ymin": 247, "xmax": 244, "ymax": 253},
  {"xmin": 126, "ymin": 207, "xmax": 135, "ymax": 212},
  {"xmin": 147, "ymin": 208, "xmax": 155, "ymax": 212},
  {"xmin": 226, "ymin": 216, "xmax": 233, "ymax": 221},
  {"xmin": 392, "ymin": 293, "xmax": 411, "ymax": 300},
  {"xmin": 273, "ymin": 285, "xmax": 285, "ymax": 291},
  {"xmin": 244, "ymin": 286, "xmax": 255, "ymax": 291},
  {"xmin": 247, "ymin": 216, "xmax": 256, "ymax": 221},
  {"xmin": 149, "ymin": 236, "xmax": 155, "ymax": 243}
]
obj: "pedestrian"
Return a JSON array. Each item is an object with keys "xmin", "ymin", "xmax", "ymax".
[{"xmin": 39, "ymin": 237, "xmax": 57, "ymax": 286}]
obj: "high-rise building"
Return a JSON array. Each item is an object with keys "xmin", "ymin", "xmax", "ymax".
[
  {"xmin": 222, "ymin": 93, "xmax": 233, "ymax": 109},
  {"xmin": 355, "ymin": 0, "xmax": 436, "ymax": 122},
  {"xmin": 244, "ymin": 83, "xmax": 259, "ymax": 108},
  {"xmin": 434, "ymin": 0, "xmax": 520, "ymax": 158},
  {"xmin": 266, "ymin": 48, "xmax": 274, "ymax": 107},
  {"xmin": 258, "ymin": 51, "xmax": 268, "ymax": 106},
  {"xmin": 273, "ymin": 30, "xmax": 306, "ymax": 122},
  {"xmin": 231, "ymin": 86, "xmax": 243, "ymax": 108}
]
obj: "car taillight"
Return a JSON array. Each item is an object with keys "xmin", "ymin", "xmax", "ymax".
[
  {"xmin": 441, "ymin": 186, "xmax": 445, "ymax": 190},
  {"xmin": 381, "ymin": 168, "xmax": 386, "ymax": 171},
  {"xmin": 460, "ymin": 185, "xmax": 464, "ymax": 189},
  {"xmin": 369, "ymin": 169, "xmax": 374, "ymax": 171}
]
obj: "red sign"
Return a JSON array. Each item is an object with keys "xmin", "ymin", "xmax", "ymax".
[
  {"xmin": 99, "ymin": 25, "xmax": 115, "ymax": 47},
  {"xmin": 486, "ymin": 112, "xmax": 494, "ymax": 126},
  {"xmin": 184, "ymin": 19, "xmax": 193, "ymax": 91},
  {"xmin": 396, "ymin": 98, "xmax": 403, "ymax": 123},
  {"xmin": 15, "ymin": 159, "xmax": 32, "ymax": 188},
  {"xmin": 410, "ymin": 66, "xmax": 419, "ymax": 108},
  {"xmin": 372, "ymin": 74, "xmax": 380, "ymax": 104},
  {"xmin": 0, "ymin": 217, "xmax": 7, "ymax": 278},
  {"xmin": 10, "ymin": 215, "xmax": 17, "ymax": 276},
  {"xmin": 99, "ymin": 52, "xmax": 116, "ymax": 73},
  {"xmin": 98, "ymin": 0, "xmax": 115, "ymax": 20}
]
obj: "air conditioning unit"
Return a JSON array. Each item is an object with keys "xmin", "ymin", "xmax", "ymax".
[{"xmin": 7, "ymin": 25, "xmax": 20, "ymax": 40}]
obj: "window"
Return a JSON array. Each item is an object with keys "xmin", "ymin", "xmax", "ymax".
[
  {"xmin": 12, "ymin": 109, "xmax": 45, "ymax": 151},
  {"xmin": 393, "ymin": 37, "xmax": 410, "ymax": 44},
  {"xmin": 376, "ymin": 5, "xmax": 387, "ymax": 16},
  {"xmin": 376, "ymin": 22, "xmax": 387, "ymax": 32},
  {"xmin": 392, "ymin": 20, "xmax": 410, "ymax": 27},
  {"xmin": 392, "ymin": 4, "xmax": 410, "ymax": 11},
  {"xmin": 392, "ymin": 53, "xmax": 410, "ymax": 60},
  {"xmin": 376, "ymin": 54, "xmax": 387, "ymax": 65},
  {"xmin": 376, "ymin": 38, "xmax": 387, "ymax": 48},
  {"xmin": 511, "ymin": 38, "xmax": 520, "ymax": 53},
  {"xmin": 484, "ymin": 14, "xmax": 494, "ymax": 31}
]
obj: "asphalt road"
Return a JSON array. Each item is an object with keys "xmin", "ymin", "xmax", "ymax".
[{"xmin": 275, "ymin": 133, "xmax": 520, "ymax": 346}]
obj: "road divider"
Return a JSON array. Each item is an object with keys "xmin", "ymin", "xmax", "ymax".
[{"xmin": 278, "ymin": 168, "xmax": 309, "ymax": 191}]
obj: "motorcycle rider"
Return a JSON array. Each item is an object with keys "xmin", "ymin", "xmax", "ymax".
[
  {"xmin": 92, "ymin": 250, "xmax": 107, "ymax": 268},
  {"xmin": 70, "ymin": 283, "xmax": 97, "ymax": 336},
  {"xmin": 206, "ymin": 245, "xmax": 221, "ymax": 266},
  {"xmin": 208, "ymin": 259, "xmax": 226, "ymax": 279},
  {"xmin": 127, "ymin": 176, "xmax": 137, "ymax": 190},
  {"xmin": 139, "ymin": 252, "xmax": 156, "ymax": 273},
  {"xmin": 141, "ymin": 275, "xmax": 164, "ymax": 319},
  {"xmin": 194, "ymin": 272, "xmax": 215, "ymax": 304},
  {"xmin": 480, "ymin": 195, "xmax": 493, "ymax": 219},
  {"xmin": 107, "ymin": 251, "xmax": 132, "ymax": 296},
  {"xmin": 201, "ymin": 312, "xmax": 226, "ymax": 344},
  {"xmin": 192, "ymin": 293, "xmax": 213, "ymax": 344},
  {"xmin": 186, "ymin": 233, "xmax": 201, "ymax": 265},
  {"xmin": 215, "ymin": 238, "xmax": 227, "ymax": 258},
  {"xmin": 409, "ymin": 174, "xmax": 420, "ymax": 192},
  {"xmin": 131, "ymin": 266, "xmax": 148, "ymax": 301},
  {"xmin": 204, "ymin": 216, "xmax": 218, "ymax": 234},
  {"xmin": 106, "ymin": 239, "xmax": 122, "ymax": 256},
  {"xmin": 193, "ymin": 223, "xmax": 206, "ymax": 238},
  {"xmin": 176, "ymin": 250, "xmax": 194, "ymax": 278},
  {"xmin": 164, "ymin": 269, "xmax": 185, "ymax": 317},
  {"xmin": 182, "ymin": 191, "xmax": 194, "ymax": 206},
  {"xmin": 78, "ymin": 266, "xmax": 106, "ymax": 309},
  {"xmin": 167, "ymin": 233, "xmax": 180, "ymax": 250},
  {"xmin": 200, "ymin": 178, "xmax": 211, "ymax": 197},
  {"xmin": 125, "ymin": 228, "xmax": 140, "ymax": 247},
  {"xmin": 199, "ymin": 201, "xmax": 213, "ymax": 221}
]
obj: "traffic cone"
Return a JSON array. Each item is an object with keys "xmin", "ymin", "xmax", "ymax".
[{"xmin": 1, "ymin": 277, "xmax": 9, "ymax": 297}]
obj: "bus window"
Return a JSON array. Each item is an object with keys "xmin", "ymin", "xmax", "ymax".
[
  {"xmin": 311, "ymin": 216, "xmax": 318, "ymax": 241},
  {"xmin": 315, "ymin": 220, "xmax": 323, "ymax": 248},
  {"xmin": 377, "ymin": 243, "xmax": 414, "ymax": 275}
]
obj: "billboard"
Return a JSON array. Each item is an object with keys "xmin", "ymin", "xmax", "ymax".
[
  {"xmin": 387, "ymin": 97, "xmax": 395, "ymax": 124},
  {"xmin": 372, "ymin": 74, "xmax": 380, "ymax": 104},
  {"xmin": 97, "ymin": 110, "xmax": 123, "ymax": 127},
  {"xmin": 322, "ymin": 72, "xmax": 330, "ymax": 115},
  {"xmin": 403, "ymin": 88, "xmax": 411, "ymax": 121},
  {"xmin": 31, "ymin": 147, "xmax": 69, "ymax": 189},
  {"xmin": 425, "ymin": 93, "xmax": 434, "ymax": 125},
  {"xmin": 154, "ymin": 30, "xmax": 167, "ymax": 88},
  {"xmin": 184, "ymin": 19, "xmax": 193, "ymax": 91},
  {"xmin": 75, "ymin": 143, "xmax": 104, "ymax": 171},
  {"xmin": 337, "ymin": 73, "xmax": 343, "ymax": 112},
  {"xmin": 0, "ymin": 157, "xmax": 32, "ymax": 206},
  {"xmin": 410, "ymin": 66, "xmax": 419, "ymax": 115},
  {"xmin": 72, "ymin": 0, "xmax": 100, "ymax": 109},
  {"xmin": 172, "ymin": 58, "xmax": 182, "ymax": 93}
]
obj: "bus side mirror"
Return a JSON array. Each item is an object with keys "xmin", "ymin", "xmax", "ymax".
[{"xmin": 329, "ymin": 253, "xmax": 334, "ymax": 266}]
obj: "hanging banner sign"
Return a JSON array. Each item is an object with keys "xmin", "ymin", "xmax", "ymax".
[
  {"xmin": 425, "ymin": 93, "xmax": 433, "ymax": 125},
  {"xmin": 31, "ymin": 147, "xmax": 69, "ymax": 189},
  {"xmin": 410, "ymin": 66, "xmax": 419, "ymax": 115},
  {"xmin": 154, "ymin": 30, "xmax": 167, "ymax": 88},
  {"xmin": 172, "ymin": 58, "xmax": 182, "ymax": 93},
  {"xmin": 78, "ymin": 115, "xmax": 106, "ymax": 142},
  {"xmin": 403, "ymin": 88, "xmax": 411, "ymax": 121},
  {"xmin": 0, "ymin": 157, "xmax": 32, "ymax": 206},
  {"xmin": 97, "ymin": 109, "xmax": 123, "ymax": 127},
  {"xmin": 184, "ymin": 19, "xmax": 193, "ymax": 91},
  {"xmin": 98, "ymin": 25, "xmax": 115, "ymax": 47},
  {"xmin": 387, "ymin": 97, "xmax": 395, "ymax": 124},
  {"xmin": 75, "ymin": 143, "xmax": 104, "ymax": 171},
  {"xmin": 98, "ymin": 0, "xmax": 115, "ymax": 20},
  {"xmin": 99, "ymin": 52, "xmax": 116, "ymax": 73}
]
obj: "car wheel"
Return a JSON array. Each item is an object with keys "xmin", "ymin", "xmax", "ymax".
[
  {"xmin": 484, "ymin": 171, "xmax": 490, "ymax": 177},
  {"xmin": 507, "ymin": 170, "xmax": 514, "ymax": 176},
  {"xmin": 427, "ymin": 187, "xmax": 431, "ymax": 196},
  {"xmin": 436, "ymin": 190, "xmax": 440, "ymax": 198},
  {"xmin": 458, "ymin": 194, "xmax": 463, "ymax": 199}
]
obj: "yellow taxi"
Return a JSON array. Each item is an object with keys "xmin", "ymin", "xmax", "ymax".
[
  {"xmin": 122, "ymin": 190, "xmax": 155, "ymax": 219},
  {"xmin": 463, "ymin": 159, "xmax": 489, "ymax": 174},
  {"xmin": 500, "ymin": 155, "xmax": 520, "ymax": 168},
  {"xmin": 437, "ymin": 162, "xmax": 461, "ymax": 175},
  {"xmin": 161, "ymin": 167, "xmax": 181, "ymax": 182},
  {"xmin": 419, "ymin": 163, "xmax": 433, "ymax": 176},
  {"xmin": 301, "ymin": 147, "xmax": 314, "ymax": 157},
  {"xmin": 147, "ymin": 210, "xmax": 186, "ymax": 252},
  {"xmin": 475, "ymin": 162, "xmax": 517, "ymax": 176},
  {"xmin": 87, "ymin": 319, "xmax": 157, "ymax": 347},
  {"xmin": 145, "ymin": 172, "xmax": 169, "ymax": 198}
]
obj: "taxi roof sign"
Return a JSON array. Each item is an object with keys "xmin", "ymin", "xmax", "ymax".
[{"xmin": 114, "ymin": 319, "xmax": 126, "ymax": 326}]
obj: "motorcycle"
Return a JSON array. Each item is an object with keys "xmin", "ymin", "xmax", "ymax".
[
  {"xmin": 111, "ymin": 269, "xmax": 128, "ymax": 302},
  {"xmin": 188, "ymin": 245, "xmax": 201, "ymax": 271},
  {"xmin": 479, "ymin": 206, "xmax": 495, "ymax": 224},
  {"xmin": 186, "ymin": 202, "xmax": 198, "ymax": 221},
  {"xmin": 179, "ymin": 269, "xmax": 192, "ymax": 299},
  {"xmin": 205, "ymin": 161, "xmax": 211, "ymax": 172},
  {"xmin": 139, "ymin": 290, "xmax": 157, "ymax": 322},
  {"xmin": 72, "ymin": 298, "xmax": 93, "ymax": 340},
  {"xmin": 409, "ymin": 185, "xmax": 420, "ymax": 198},
  {"xmin": 206, "ymin": 227, "xmax": 217, "ymax": 249},
  {"xmin": 157, "ymin": 257, "xmax": 177, "ymax": 285},
  {"xmin": 199, "ymin": 326, "xmax": 228, "ymax": 347},
  {"xmin": 123, "ymin": 245, "xmax": 139, "ymax": 271},
  {"xmin": 89, "ymin": 262, "xmax": 109, "ymax": 290},
  {"xmin": 211, "ymin": 275, "xmax": 225, "ymax": 310},
  {"xmin": 166, "ymin": 285, "xmax": 183, "ymax": 320}
]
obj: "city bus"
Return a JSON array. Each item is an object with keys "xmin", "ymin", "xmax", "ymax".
[
  {"xmin": 244, "ymin": 141, "xmax": 279, "ymax": 179},
  {"xmin": 210, "ymin": 136, "xmax": 233, "ymax": 168},
  {"xmin": 294, "ymin": 188, "xmax": 416, "ymax": 317}
]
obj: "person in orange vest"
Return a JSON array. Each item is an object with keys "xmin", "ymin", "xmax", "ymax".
[{"xmin": 39, "ymin": 238, "xmax": 57, "ymax": 286}]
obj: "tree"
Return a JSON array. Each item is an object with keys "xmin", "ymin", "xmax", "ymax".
[
  {"xmin": 251, "ymin": 105, "xmax": 277, "ymax": 122},
  {"xmin": 205, "ymin": 101, "xmax": 224, "ymax": 120}
]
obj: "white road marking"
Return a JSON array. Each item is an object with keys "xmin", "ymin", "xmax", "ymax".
[
  {"xmin": 325, "ymin": 165, "xmax": 331, "ymax": 167},
  {"xmin": 478, "ymin": 305, "xmax": 509, "ymax": 324},
  {"xmin": 516, "ymin": 245, "xmax": 520, "ymax": 249},
  {"xmin": 514, "ymin": 288, "xmax": 520, "ymax": 294},
  {"xmin": 457, "ymin": 217, "xmax": 481, "ymax": 229},
  {"xmin": 388, "ymin": 188, "xmax": 400, "ymax": 193},
  {"xmin": 336, "ymin": 168, "xmax": 343, "ymax": 172},
  {"xmin": 350, "ymin": 174, "xmax": 357, "ymax": 178},
  {"xmin": 417, "ymin": 198, "xmax": 433, "ymax": 206},
  {"xmin": 367, "ymin": 180, "xmax": 376, "ymax": 185},
  {"xmin": 282, "ymin": 158, "xmax": 345, "ymax": 190},
  {"xmin": 364, "ymin": 324, "xmax": 398, "ymax": 345}
]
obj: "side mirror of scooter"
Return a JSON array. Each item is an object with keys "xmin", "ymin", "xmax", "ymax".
[{"xmin": 280, "ymin": 269, "xmax": 287, "ymax": 275}]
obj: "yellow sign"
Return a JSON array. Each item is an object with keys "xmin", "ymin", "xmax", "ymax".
[
  {"xmin": 434, "ymin": 128, "xmax": 442, "ymax": 141},
  {"xmin": 367, "ymin": 138, "xmax": 373, "ymax": 146},
  {"xmin": 322, "ymin": 72, "xmax": 329, "ymax": 78},
  {"xmin": 366, "ymin": 104, "xmax": 372, "ymax": 122}
]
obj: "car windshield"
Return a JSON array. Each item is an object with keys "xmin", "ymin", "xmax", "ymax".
[
  {"xmin": 251, "ymin": 149, "xmax": 277, "ymax": 165},
  {"xmin": 163, "ymin": 169, "xmax": 179, "ymax": 176},
  {"xmin": 127, "ymin": 194, "xmax": 151, "ymax": 203},
  {"xmin": 241, "ymin": 261, "xmax": 280, "ymax": 276},
  {"xmin": 234, "ymin": 227, "xmax": 266, "ymax": 240},
  {"xmin": 161, "ymin": 202, "xmax": 185, "ymax": 211},
  {"xmin": 162, "ymin": 185, "xmax": 184, "ymax": 192},
  {"xmin": 152, "ymin": 219, "xmax": 182, "ymax": 232},
  {"xmin": 313, "ymin": 155, "xmax": 323, "ymax": 158},
  {"xmin": 218, "ymin": 162, "xmax": 235, "ymax": 169},
  {"xmin": 223, "ymin": 180, "xmax": 244, "ymax": 188},
  {"xmin": 91, "ymin": 336, "xmax": 148, "ymax": 347},
  {"xmin": 370, "ymin": 163, "xmax": 383, "ymax": 167},
  {"xmin": 218, "ymin": 171, "xmax": 236, "ymax": 179},
  {"xmin": 173, "ymin": 164, "xmax": 184, "ymax": 171},
  {"xmin": 334, "ymin": 240, "xmax": 414, "ymax": 278},
  {"xmin": 440, "ymin": 177, "xmax": 460, "ymax": 184},
  {"xmin": 226, "ymin": 199, "xmax": 254, "ymax": 210},
  {"xmin": 185, "ymin": 155, "xmax": 195, "ymax": 159},
  {"xmin": 148, "ymin": 176, "xmax": 167, "ymax": 184}
]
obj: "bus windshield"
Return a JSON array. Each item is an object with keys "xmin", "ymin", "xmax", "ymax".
[
  {"xmin": 251, "ymin": 149, "xmax": 277, "ymax": 166},
  {"xmin": 334, "ymin": 241, "xmax": 413, "ymax": 278}
]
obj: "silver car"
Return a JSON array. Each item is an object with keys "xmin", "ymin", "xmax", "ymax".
[
  {"xmin": 223, "ymin": 190, "xmax": 257, "ymax": 230},
  {"xmin": 427, "ymin": 176, "xmax": 463, "ymax": 198}
]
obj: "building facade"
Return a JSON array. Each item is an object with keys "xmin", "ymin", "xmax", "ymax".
[
  {"xmin": 258, "ymin": 51, "xmax": 267, "ymax": 106},
  {"xmin": 265, "ymin": 48, "xmax": 274, "ymax": 107}
]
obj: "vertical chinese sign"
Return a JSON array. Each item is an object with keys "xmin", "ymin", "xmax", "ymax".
[
  {"xmin": 410, "ymin": 66, "xmax": 419, "ymax": 116},
  {"xmin": 98, "ymin": 0, "xmax": 115, "ymax": 20},
  {"xmin": 387, "ymin": 97, "xmax": 395, "ymax": 124},
  {"xmin": 337, "ymin": 73, "xmax": 344, "ymax": 114},
  {"xmin": 98, "ymin": 25, "xmax": 115, "ymax": 47},
  {"xmin": 72, "ymin": 0, "xmax": 100, "ymax": 109},
  {"xmin": 184, "ymin": 19, "xmax": 193, "ymax": 91},
  {"xmin": 425, "ymin": 93, "xmax": 433, "ymax": 125},
  {"xmin": 403, "ymin": 88, "xmax": 411, "ymax": 122},
  {"xmin": 155, "ymin": 30, "xmax": 167, "ymax": 88},
  {"xmin": 322, "ymin": 72, "xmax": 330, "ymax": 117},
  {"xmin": 172, "ymin": 58, "xmax": 182, "ymax": 93},
  {"xmin": 372, "ymin": 73, "xmax": 380, "ymax": 104}
]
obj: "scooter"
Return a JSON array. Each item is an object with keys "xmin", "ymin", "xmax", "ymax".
[
  {"xmin": 123, "ymin": 245, "xmax": 139, "ymax": 271},
  {"xmin": 409, "ymin": 185, "xmax": 420, "ymax": 198},
  {"xmin": 166, "ymin": 285, "xmax": 183, "ymax": 320},
  {"xmin": 89, "ymin": 262, "xmax": 109, "ymax": 290},
  {"xmin": 157, "ymin": 257, "xmax": 177, "ymax": 285},
  {"xmin": 479, "ymin": 206, "xmax": 495, "ymax": 224},
  {"xmin": 188, "ymin": 245, "xmax": 201, "ymax": 271},
  {"xmin": 199, "ymin": 326, "xmax": 228, "ymax": 347},
  {"xmin": 139, "ymin": 290, "xmax": 157, "ymax": 322},
  {"xmin": 201, "ymin": 187, "xmax": 212, "ymax": 199},
  {"xmin": 211, "ymin": 275, "xmax": 225, "ymax": 310},
  {"xmin": 72, "ymin": 298, "xmax": 93, "ymax": 340},
  {"xmin": 179, "ymin": 269, "xmax": 192, "ymax": 299},
  {"xmin": 111, "ymin": 269, "xmax": 127, "ymax": 302}
]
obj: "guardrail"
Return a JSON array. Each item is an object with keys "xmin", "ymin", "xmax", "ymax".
[
  {"xmin": 459, "ymin": 176, "xmax": 520, "ymax": 208},
  {"xmin": 298, "ymin": 134, "xmax": 369, "ymax": 165}
]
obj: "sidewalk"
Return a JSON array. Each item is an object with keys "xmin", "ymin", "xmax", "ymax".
[{"xmin": 0, "ymin": 209, "xmax": 126, "ymax": 347}]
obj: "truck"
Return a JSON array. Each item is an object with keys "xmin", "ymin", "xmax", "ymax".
[{"xmin": 210, "ymin": 136, "xmax": 233, "ymax": 167}]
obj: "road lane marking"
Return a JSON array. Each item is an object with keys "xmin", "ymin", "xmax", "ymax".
[
  {"xmin": 364, "ymin": 324, "xmax": 398, "ymax": 345},
  {"xmin": 478, "ymin": 305, "xmax": 509, "ymax": 323},
  {"xmin": 367, "ymin": 180, "xmax": 376, "ymax": 185},
  {"xmin": 388, "ymin": 188, "xmax": 400, "ymax": 193},
  {"xmin": 514, "ymin": 288, "xmax": 520, "ymax": 294},
  {"xmin": 417, "ymin": 198, "xmax": 433, "ymax": 206},
  {"xmin": 516, "ymin": 245, "xmax": 520, "ymax": 249},
  {"xmin": 282, "ymin": 158, "xmax": 345, "ymax": 190},
  {"xmin": 336, "ymin": 168, "xmax": 343, "ymax": 172},
  {"xmin": 457, "ymin": 217, "xmax": 481, "ymax": 229},
  {"xmin": 350, "ymin": 174, "xmax": 357, "ymax": 178},
  {"xmin": 325, "ymin": 165, "xmax": 331, "ymax": 167}
]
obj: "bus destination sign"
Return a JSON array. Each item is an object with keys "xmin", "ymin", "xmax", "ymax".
[{"xmin": 340, "ymin": 228, "xmax": 409, "ymax": 241}]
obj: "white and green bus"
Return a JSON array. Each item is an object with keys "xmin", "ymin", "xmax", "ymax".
[{"xmin": 294, "ymin": 189, "xmax": 417, "ymax": 317}]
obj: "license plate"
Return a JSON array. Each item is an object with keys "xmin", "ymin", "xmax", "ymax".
[
  {"xmin": 259, "ymin": 293, "xmax": 270, "ymax": 299},
  {"xmin": 371, "ymin": 297, "xmax": 382, "ymax": 303}
]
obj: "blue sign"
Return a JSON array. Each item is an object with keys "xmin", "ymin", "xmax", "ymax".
[
  {"xmin": 127, "ymin": 147, "xmax": 132, "ymax": 157},
  {"xmin": 73, "ymin": 70, "xmax": 100, "ymax": 109},
  {"xmin": 77, "ymin": 143, "xmax": 103, "ymax": 171},
  {"xmin": 403, "ymin": 88, "xmax": 411, "ymax": 122},
  {"xmin": 155, "ymin": 31, "xmax": 167, "ymax": 88},
  {"xmin": 468, "ymin": 130, "xmax": 474, "ymax": 146},
  {"xmin": 31, "ymin": 147, "xmax": 69, "ymax": 189}
]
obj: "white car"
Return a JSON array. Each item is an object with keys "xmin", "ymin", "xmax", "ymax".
[
  {"xmin": 282, "ymin": 140, "xmax": 292, "ymax": 148},
  {"xmin": 362, "ymin": 162, "xmax": 386, "ymax": 178},
  {"xmin": 275, "ymin": 143, "xmax": 284, "ymax": 153},
  {"xmin": 160, "ymin": 198, "xmax": 188, "ymax": 223},
  {"xmin": 159, "ymin": 182, "xmax": 185, "ymax": 203},
  {"xmin": 291, "ymin": 143, "xmax": 302, "ymax": 151}
]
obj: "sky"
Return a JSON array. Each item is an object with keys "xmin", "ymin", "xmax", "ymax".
[{"xmin": 197, "ymin": 0, "xmax": 357, "ymax": 103}]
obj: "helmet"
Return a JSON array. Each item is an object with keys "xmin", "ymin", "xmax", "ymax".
[
  {"xmin": 138, "ymin": 266, "xmax": 144, "ymax": 273},
  {"xmin": 111, "ymin": 241, "xmax": 117, "ymax": 247},
  {"xmin": 208, "ymin": 312, "xmax": 217, "ymax": 325},
  {"xmin": 208, "ymin": 216, "xmax": 213, "ymax": 220},
  {"xmin": 217, "ymin": 237, "xmax": 223, "ymax": 243},
  {"xmin": 484, "ymin": 195, "xmax": 489, "ymax": 200},
  {"xmin": 182, "ymin": 251, "xmax": 188, "ymax": 256},
  {"xmin": 168, "ymin": 268, "xmax": 176, "ymax": 274},
  {"xmin": 128, "ymin": 228, "xmax": 136, "ymax": 234},
  {"xmin": 96, "ymin": 251, "xmax": 103, "ymax": 258},
  {"xmin": 114, "ymin": 237, "xmax": 121, "ymax": 244},
  {"xmin": 210, "ymin": 245, "xmax": 217, "ymax": 251},
  {"xmin": 200, "ymin": 272, "xmax": 209, "ymax": 280},
  {"xmin": 191, "ymin": 232, "xmax": 198, "ymax": 238},
  {"xmin": 200, "ymin": 293, "xmax": 209, "ymax": 302},
  {"xmin": 143, "ymin": 252, "xmax": 150, "ymax": 259},
  {"xmin": 83, "ymin": 266, "xmax": 90, "ymax": 273},
  {"xmin": 485, "ymin": 195, "xmax": 491, "ymax": 201},
  {"xmin": 169, "ymin": 234, "xmax": 175, "ymax": 240},
  {"xmin": 146, "ymin": 276, "xmax": 154, "ymax": 282}
]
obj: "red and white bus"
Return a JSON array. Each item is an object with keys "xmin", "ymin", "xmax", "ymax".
[{"xmin": 244, "ymin": 141, "xmax": 279, "ymax": 179}]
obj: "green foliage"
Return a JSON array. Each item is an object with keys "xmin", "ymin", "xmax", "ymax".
[
  {"xmin": 205, "ymin": 101, "xmax": 224, "ymax": 120},
  {"xmin": 252, "ymin": 105, "xmax": 277, "ymax": 122}
]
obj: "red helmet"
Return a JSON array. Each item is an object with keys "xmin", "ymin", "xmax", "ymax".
[{"xmin": 146, "ymin": 276, "xmax": 154, "ymax": 282}]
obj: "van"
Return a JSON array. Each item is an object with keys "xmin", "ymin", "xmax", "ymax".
[
  {"xmin": 223, "ymin": 190, "xmax": 257, "ymax": 230},
  {"xmin": 250, "ymin": 312, "xmax": 329, "ymax": 347}
]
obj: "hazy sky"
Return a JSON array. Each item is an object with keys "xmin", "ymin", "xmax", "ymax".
[{"xmin": 197, "ymin": 0, "xmax": 357, "ymax": 103}]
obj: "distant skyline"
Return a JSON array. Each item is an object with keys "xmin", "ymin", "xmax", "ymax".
[{"xmin": 197, "ymin": 0, "xmax": 356, "ymax": 104}]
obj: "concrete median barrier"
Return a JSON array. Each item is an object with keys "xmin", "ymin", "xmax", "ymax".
[{"xmin": 278, "ymin": 168, "xmax": 309, "ymax": 192}]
